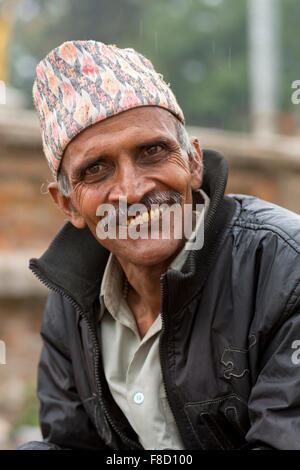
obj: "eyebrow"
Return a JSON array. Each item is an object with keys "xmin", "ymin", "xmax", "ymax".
[
  {"xmin": 70, "ymin": 136, "xmax": 176, "ymax": 179},
  {"xmin": 135, "ymin": 136, "xmax": 174, "ymax": 150}
]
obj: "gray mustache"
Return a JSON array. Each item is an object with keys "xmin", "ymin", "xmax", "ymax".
[{"xmin": 139, "ymin": 190, "xmax": 182, "ymax": 207}]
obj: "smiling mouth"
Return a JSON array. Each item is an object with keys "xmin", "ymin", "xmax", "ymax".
[{"xmin": 126, "ymin": 206, "xmax": 167, "ymax": 226}]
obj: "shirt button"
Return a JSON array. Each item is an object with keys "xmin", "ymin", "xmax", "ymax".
[{"xmin": 133, "ymin": 392, "xmax": 144, "ymax": 404}]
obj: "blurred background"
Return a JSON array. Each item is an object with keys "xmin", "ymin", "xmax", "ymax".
[{"xmin": 0, "ymin": 0, "xmax": 300, "ymax": 449}]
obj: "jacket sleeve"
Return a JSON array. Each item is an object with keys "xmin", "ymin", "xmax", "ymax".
[
  {"xmin": 245, "ymin": 289, "xmax": 300, "ymax": 450},
  {"xmin": 16, "ymin": 291, "xmax": 110, "ymax": 450}
]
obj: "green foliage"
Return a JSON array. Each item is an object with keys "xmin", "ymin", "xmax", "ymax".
[
  {"xmin": 135, "ymin": 0, "xmax": 249, "ymax": 130},
  {"xmin": 279, "ymin": 0, "xmax": 300, "ymax": 110},
  {"xmin": 8, "ymin": 0, "xmax": 300, "ymax": 131},
  {"xmin": 12, "ymin": 382, "xmax": 39, "ymax": 429}
]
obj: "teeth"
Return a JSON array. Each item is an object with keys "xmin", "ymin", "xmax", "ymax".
[
  {"xmin": 142, "ymin": 212, "xmax": 149, "ymax": 222},
  {"xmin": 127, "ymin": 207, "xmax": 163, "ymax": 226},
  {"xmin": 129, "ymin": 216, "xmax": 139, "ymax": 226}
]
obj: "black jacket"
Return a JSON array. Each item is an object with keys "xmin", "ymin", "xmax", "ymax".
[{"xmin": 17, "ymin": 150, "xmax": 300, "ymax": 450}]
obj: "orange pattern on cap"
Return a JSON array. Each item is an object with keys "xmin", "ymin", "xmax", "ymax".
[{"xmin": 32, "ymin": 40, "xmax": 185, "ymax": 179}]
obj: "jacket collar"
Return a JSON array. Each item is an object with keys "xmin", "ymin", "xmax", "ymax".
[{"xmin": 29, "ymin": 149, "xmax": 238, "ymax": 314}]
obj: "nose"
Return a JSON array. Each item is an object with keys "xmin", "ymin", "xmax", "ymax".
[{"xmin": 108, "ymin": 155, "xmax": 156, "ymax": 204}]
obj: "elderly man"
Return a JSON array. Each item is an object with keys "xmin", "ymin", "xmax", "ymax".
[{"xmin": 17, "ymin": 40, "xmax": 300, "ymax": 451}]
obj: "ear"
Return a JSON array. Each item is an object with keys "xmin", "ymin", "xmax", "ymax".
[
  {"xmin": 188, "ymin": 136, "xmax": 203, "ymax": 190},
  {"xmin": 48, "ymin": 182, "xmax": 86, "ymax": 229}
]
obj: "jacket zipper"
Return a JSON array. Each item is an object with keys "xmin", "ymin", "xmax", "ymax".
[
  {"xmin": 30, "ymin": 264, "xmax": 143, "ymax": 450},
  {"xmin": 80, "ymin": 313, "xmax": 143, "ymax": 450},
  {"xmin": 159, "ymin": 274, "xmax": 190, "ymax": 450}
]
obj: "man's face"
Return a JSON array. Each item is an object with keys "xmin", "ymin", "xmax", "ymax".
[{"xmin": 58, "ymin": 106, "xmax": 202, "ymax": 267}]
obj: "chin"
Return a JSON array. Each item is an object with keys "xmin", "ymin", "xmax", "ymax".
[{"xmin": 108, "ymin": 237, "xmax": 184, "ymax": 267}]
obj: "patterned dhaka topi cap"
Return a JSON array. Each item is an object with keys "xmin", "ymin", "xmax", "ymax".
[{"xmin": 32, "ymin": 40, "xmax": 185, "ymax": 179}]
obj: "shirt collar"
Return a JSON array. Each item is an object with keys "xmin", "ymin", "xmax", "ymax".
[{"xmin": 99, "ymin": 252, "xmax": 123, "ymax": 322}]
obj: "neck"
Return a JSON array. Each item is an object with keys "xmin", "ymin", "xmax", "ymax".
[
  {"xmin": 117, "ymin": 258, "xmax": 166, "ymax": 319},
  {"xmin": 116, "ymin": 242, "xmax": 184, "ymax": 330}
]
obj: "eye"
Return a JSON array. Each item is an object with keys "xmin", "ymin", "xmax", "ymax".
[
  {"xmin": 85, "ymin": 163, "xmax": 104, "ymax": 176},
  {"xmin": 144, "ymin": 144, "xmax": 164, "ymax": 156}
]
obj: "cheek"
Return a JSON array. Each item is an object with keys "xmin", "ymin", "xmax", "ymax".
[
  {"xmin": 73, "ymin": 185, "xmax": 103, "ymax": 224},
  {"xmin": 163, "ymin": 156, "xmax": 193, "ymax": 197}
]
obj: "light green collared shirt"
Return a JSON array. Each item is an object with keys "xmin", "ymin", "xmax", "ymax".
[{"xmin": 98, "ymin": 189, "xmax": 210, "ymax": 450}]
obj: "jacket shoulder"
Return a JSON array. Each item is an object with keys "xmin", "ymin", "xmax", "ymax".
[
  {"xmin": 227, "ymin": 193, "xmax": 300, "ymax": 253},
  {"xmin": 225, "ymin": 194, "xmax": 300, "ymax": 338}
]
